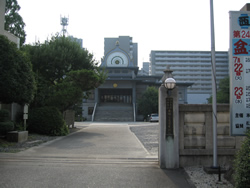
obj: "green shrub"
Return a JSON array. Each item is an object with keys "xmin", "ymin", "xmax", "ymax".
[
  {"xmin": 0, "ymin": 109, "xmax": 10, "ymax": 122},
  {"xmin": 28, "ymin": 106, "xmax": 69, "ymax": 136},
  {"xmin": 0, "ymin": 121, "xmax": 14, "ymax": 135},
  {"xmin": 14, "ymin": 123, "xmax": 25, "ymax": 131},
  {"xmin": 233, "ymin": 130, "xmax": 250, "ymax": 188},
  {"xmin": 0, "ymin": 109, "xmax": 14, "ymax": 135}
]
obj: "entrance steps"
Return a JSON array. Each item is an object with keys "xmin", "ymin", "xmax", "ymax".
[{"xmin": 94, "ymin": 103, "xmax": 134, "ymax": 122}]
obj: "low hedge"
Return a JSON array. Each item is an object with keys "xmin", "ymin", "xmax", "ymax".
[
  {"xmin": 233, "ymin": 130, "xmax": 250, "ymax": 188},
  {"xmin": 0, "ymin": 121, "xmax": 14, "ymax": 135},
  {"xmin": 28, "ymin": 106, "xmax": 69, "ymax": 136},
  {"xmin": 0, "ymin": 109, "xmax": 14, "ymax": 135},
  {"xmin": 0, "ymin": 109, "xmax": 10, "ymax": 122}
]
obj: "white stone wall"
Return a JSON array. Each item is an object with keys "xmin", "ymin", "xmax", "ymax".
[{"xmin": 179, "ymin": 104, "xmax": 245, "ymax": 167}]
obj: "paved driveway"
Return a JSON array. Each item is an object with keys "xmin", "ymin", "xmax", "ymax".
[
  {"xmin": 0, "ymin": 122, "xmax": 194, "ymax": 188},
  {"xmin": 12, "ymin": 122, "xmax": 154, "ymax": 159}
]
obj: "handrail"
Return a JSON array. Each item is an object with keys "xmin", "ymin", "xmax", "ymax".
[
  {"xmin": 133, "ymin": 103, "xmax": 136, "ymax": 122},
  {"xmin": 91, "ymin": 102, "xmax": 97, "ymax": 122}
]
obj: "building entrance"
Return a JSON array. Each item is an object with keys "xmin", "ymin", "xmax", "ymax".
[{"xmin": 100, "ymin": 89, "xmax": 132, "ymax": 104}]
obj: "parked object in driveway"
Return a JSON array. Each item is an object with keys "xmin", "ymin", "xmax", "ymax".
[{"xmin": 149, "ymin": 114, "xmax": 159, "ymax": 122}]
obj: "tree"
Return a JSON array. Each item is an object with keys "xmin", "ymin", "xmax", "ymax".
[
  {"xmin": 207, "ymin": 76, "xmax": 229, "ymax": 104},
  {"xmin": 23, "ymin": 35, "xmax": 98, "ymax": 84},
  {"xmin": 0, "ymin": 35, "xmax": 36, "ymax": 104},
  {"xmin": 45, "ymin": 69, "xmax": 105, "ymax": 112},
  {"xmin": 22, "ymin": 35, "xmax": 106, "ymax": 111},
  {"xmin": 5, "ymin": 0, "xmax": 26, "ymax": 46},
  {"xmin": 138, "ymin": 86, "xmax": 158, "ymax": 119}
]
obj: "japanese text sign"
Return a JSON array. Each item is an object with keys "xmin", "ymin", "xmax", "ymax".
[{"xmin": 229, "ymin": 11, "xmax": 250, "ymax": 136}]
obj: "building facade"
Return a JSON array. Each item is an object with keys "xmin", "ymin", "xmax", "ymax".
[
  {"xmin": 104, "ymin": 36, "xmax": 138, "ymax": 67},
  {"xmin": 150, "ymin": 51, "xmax": 229, "ymax": 104},
  {"xmin": 139, "ymin": 62, "xmax": 150, "ymax": 76},
  {"xmin": 69, "ymin": 36, "xmax": 83, "ymax": 48}
]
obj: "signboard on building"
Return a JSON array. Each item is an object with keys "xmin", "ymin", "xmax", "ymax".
[{"xmin": 229, "ymin": 11, "xmax": 250, "ymax": 136}]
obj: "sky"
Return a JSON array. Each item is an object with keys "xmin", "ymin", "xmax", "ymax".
[{"xmin": 17, "ymin": 0, "xmax": 249, "ymax": 68}]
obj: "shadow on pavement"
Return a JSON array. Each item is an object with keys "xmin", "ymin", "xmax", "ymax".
[{"xmin": 162, "ymin": 168, "xmax": 196, "ymax": 188}]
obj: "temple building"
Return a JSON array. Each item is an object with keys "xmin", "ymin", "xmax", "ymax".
[{"xmin": 82, "ymin": 36, "xmax": 191, "ymax": 121}]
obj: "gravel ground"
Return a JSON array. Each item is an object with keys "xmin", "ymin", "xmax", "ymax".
[
  {"xmin": 129, "ymin": 123, "xmax": 234, "ymax": 188},
  {"xmin": 130, "ymin": 123, "xmax": 159, "ymax": 155},
  {"xmin": 184, "ymin": 166, "xmax": 233, "ymax": 188}
]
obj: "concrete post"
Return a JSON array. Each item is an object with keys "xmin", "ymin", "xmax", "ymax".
[
  {"xmin": 159, "ymin": 85, "xmax": 179, "ymax": 169},
  {"xmin": 0, "ymin": 0, "xmax": 6, "ymax": 35}
]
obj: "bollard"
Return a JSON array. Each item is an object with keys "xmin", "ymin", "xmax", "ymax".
[{"xmin": 218, "ymin": 165, "xmax": 221, "ymax": 182}]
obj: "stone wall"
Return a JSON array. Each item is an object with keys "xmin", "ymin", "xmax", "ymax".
[{"xmin": 179, "ymin": 104, "xmax": 245, "ymax": 167}]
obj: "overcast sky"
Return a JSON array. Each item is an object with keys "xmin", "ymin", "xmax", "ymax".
[{"xmin": 18, "ymin": 0, "xmax": 249, "ymax": 68}]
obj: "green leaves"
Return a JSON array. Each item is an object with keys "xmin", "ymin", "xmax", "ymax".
[
  {"xmin": 217, "ymin": 76, "xmax": 229, "ymax": 103},
  {"xmin": 43, "ymin": 69, "xmax": 106, "ymax": 112},
  {"xmin": 0, "ymin": 35, "xmax": 36, "ymax": 104},
  {"xmin": 207, "ymin": 76, "xmax": 229, "ymax": 104},
  {"xmin": 28, "ymin": 106, "xmax": 69, "ymax": 136},
  {"xmin": 233, "ymin": 130, "xmax": 250, "ymax": 187},
  {"xmin": 66, "ymin": 69, "xmax": 106, "ymax": 90},
  {"xmin": 24, "ymin": 36, "xmax": 97, "ymax": 84},
  {"xmin": 138, "ymin": 86, "xmax": 159, "ymax": 119},
  {"xmin": 5, "ymin": 0, "xmax": 26, "ymax": 46},
  {"xmin": 23, "ymin": 35, "xmax": 106, "ymax": 111}
]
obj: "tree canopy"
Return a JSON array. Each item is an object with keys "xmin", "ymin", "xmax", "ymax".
[
  {"xmin": 207, "ymin": 76, "xmax": 229, "ymax": 104},
  {"xmin": 22, "ymin": 35, "xmax": 106, "ymax": 111},
  {"xmin": 138, "ymin": 86, "xmax": 158, "ymax": 119},
  {"xmin": 0, "ymin": 35, "xmax": 36, "ymax": 104},
  {"xmin": 44, "ymin": 69, "xmax": 104, "ymax": 111},
  {"xmin": 5, "ymin": 0, "xmax": 26, "ymax": 46}
]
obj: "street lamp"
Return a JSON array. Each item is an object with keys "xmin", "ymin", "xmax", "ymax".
[
  {"xmin": 164, "ymin": 77, "xmax": 176, "ymax": 96},
  {"xmin": 165, "ymin": 78, "xmax": 176, "ymax": 90},
  {"xmin": 161, "ymin": 66, "xmax": 176, "ymax": 92}
]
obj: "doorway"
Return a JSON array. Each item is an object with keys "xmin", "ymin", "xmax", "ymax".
[{"xmin": 99, "ymin": 89, "xmax": 132, "ymax": 104}]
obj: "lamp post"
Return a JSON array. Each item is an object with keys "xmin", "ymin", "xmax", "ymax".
[
  {"xmin": 159, "ymin": 67, "xmax": 179, "ymax": 169},
  {"xmin": 165, "ymin": 78, "xmax": 176, "ymax": 96}
]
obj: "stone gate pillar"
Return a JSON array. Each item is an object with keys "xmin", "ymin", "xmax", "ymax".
[{"xmin": 158, "ymin": 68, "xmax": 179, "ymax": 169}]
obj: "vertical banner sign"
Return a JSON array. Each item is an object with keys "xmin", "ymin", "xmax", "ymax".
[
  {"xmin": 229, "ymin": 11, "xmax": 250, "ymax": 135},
  {"xmin": 166, "ymin": 97, "xmax": 173, "ymax": 136}
]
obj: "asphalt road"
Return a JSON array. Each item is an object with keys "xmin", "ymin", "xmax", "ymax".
[{"xmin": 0, "ymin": 122, "xmax": 193, "ymax": 188}]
